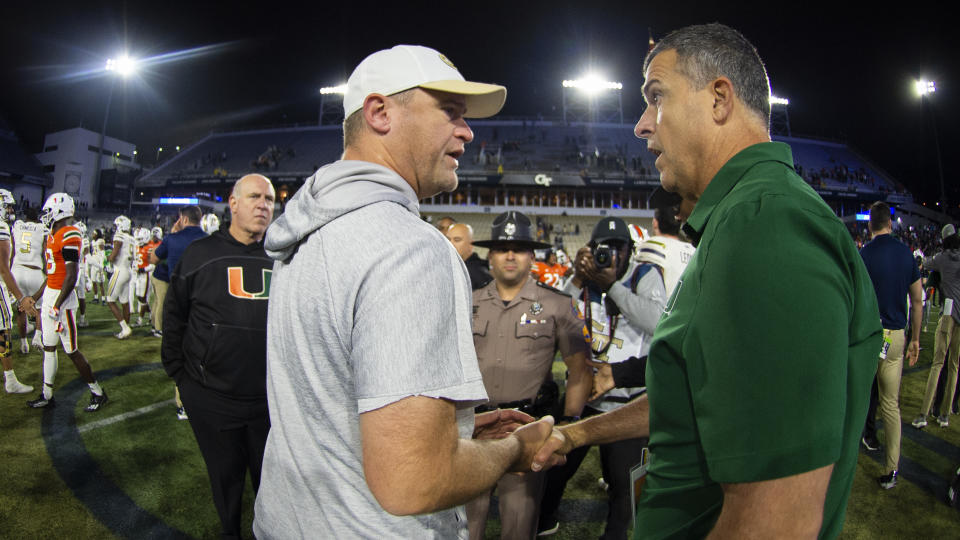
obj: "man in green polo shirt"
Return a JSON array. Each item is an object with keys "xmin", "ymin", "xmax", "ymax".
[{"xmin": 531, "ymin": 23, "xmax": 882, "ymax": 539}]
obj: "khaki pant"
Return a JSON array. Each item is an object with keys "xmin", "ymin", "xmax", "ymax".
[
  {"xmin": 920, "ymin": 314, "xmax": 960, "ymax": 416},
  {"xmin": 151, "ymin": 278, "xmax": 169, "ymax": 332},
  {"xmin": 877, "ymin": 328, "xmax": 906, "ymax": 474},
  {"xmin": 466, "ymin": 470, "xmax": 544, "ymax": 540}
]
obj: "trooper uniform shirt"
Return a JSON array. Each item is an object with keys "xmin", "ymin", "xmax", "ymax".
[{"xmin": 472, "ymin": 277, "xmax": 590, "ymax": 405}]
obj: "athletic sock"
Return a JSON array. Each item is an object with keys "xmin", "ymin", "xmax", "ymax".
[
  {"xmin": 88, "ymin": 381, "xmax": 103, "ymax": 396},
  {"xmin": 20, "ymin": 338, "xmax": 27, "ymax": 348},
  {"xmin": 42, "ymin": 350, "xmax": 58, "ymax": 398},
  {"xmin": 3, "ymin": 369, "xmax": 13, "ymax": 382}
]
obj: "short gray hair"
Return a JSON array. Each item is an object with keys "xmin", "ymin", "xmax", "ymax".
[{"xmin": 645, "ymin": 23, "xmax": 771, "ymax": 128}]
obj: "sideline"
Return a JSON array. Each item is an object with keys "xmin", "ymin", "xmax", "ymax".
[
  {"xmin": 42, "ymin": 363, "xmax": 193, "ymax": 540},
  {"xmin": 78, "ymin": 399, "xmax": 176, "ymax": 434}
]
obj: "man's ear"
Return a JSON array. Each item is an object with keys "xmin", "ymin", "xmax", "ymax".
[
  {"xmin": 711, "ymin": 77, "xmax": 735, "ymax": 124},
  {"xmin": 363, "ymin": 94, "xmax": 392, "ymax": 135}
]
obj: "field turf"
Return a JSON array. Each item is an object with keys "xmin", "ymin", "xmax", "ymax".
[{"xmin": 1, "ymin": 301, "xmax": 958, "ymax": 538}]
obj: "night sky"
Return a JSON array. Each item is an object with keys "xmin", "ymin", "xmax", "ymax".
[{"xmin": 2, "ymin": 1, "xmax": 957, "ymax": 210}]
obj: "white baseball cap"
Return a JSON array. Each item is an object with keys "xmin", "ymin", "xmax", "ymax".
[{"xmin": 343, "ymin": 45, "xmax": 507, "ymax": 119}]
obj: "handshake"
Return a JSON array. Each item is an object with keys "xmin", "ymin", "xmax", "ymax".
[{"xmin": 473, "ymin": 409, "xmax": 578, "ymax": 473}]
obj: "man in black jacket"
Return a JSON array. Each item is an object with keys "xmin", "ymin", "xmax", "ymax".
[{"xmin": 162, "ymin": 173, "xmax": 275, "ymax": 539}]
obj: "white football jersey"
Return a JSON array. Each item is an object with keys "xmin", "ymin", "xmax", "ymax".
[
  {"xmin": 650, "ymin": 235, "xmax": 696, "ymax": 298},
  {"xmin": 111, "ymin": 231, "xmax": 137, "ymax": 267},
  {"xmin": 11, "ymin": 220, "xmax": 47, "ymax": 268},
  {"xmin": 91, "ymin": 237, "xmax": 106, "ymax": 268}
]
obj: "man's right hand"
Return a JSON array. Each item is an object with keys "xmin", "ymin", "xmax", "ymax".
[
  {"xmin": 530, "ymin": 425, "xmax": 574, "ymax": 472},
  {"xmin": 509, "ymin": 416, "xmax": 566, "ymax": 473}
]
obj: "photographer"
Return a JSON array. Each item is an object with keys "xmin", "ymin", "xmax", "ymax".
[
  {"xmin": 467, "ymin": 211, "xmax": 592, "ymax": 540},
  {"xmin": 537, "ymin": 217, "xmax": 666, "ymax": 539}
]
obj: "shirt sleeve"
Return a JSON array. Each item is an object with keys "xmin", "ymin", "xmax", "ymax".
[
  {"xmin": 555, "ymin": 296, "xmax": 591, "ymax": 358},
  {"xmin": 607, "ymin": 264, "xmax": 666, "ymax": 336},
  {"xmin": 351, "ymin": 230, "xmax": 487, "ymax": 414},
  {"xmin": 154, "ymin": 238, "xmax": 169, "ymax": 260},
  {"xmin": 688, "ymin": 201, "xmax": 861, "ymax": 483}
]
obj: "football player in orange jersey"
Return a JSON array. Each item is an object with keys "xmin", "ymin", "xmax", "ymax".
[
  {"xmin": 530, "ymin": 249, "xmax": 572, "ymax": 288},
  {"xmin": 21, "ymin": 193, "xmax": 107, "ymax": 411}
]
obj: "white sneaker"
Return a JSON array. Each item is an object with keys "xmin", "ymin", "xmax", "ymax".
[
  {"xmin": 136, "ymin": 316, "xmax": 144, "ymax": 327},
  {"xmin": 5, "ymin": 379, "xmax": 34, "ymax": 394},
  {"xmin": 78, "ymin": 316, "xmax": 89, "ymax": 328},
  {"xmin": 31, "ymin": 334, "xmax": 43, "ymax": 349},
  {"xmin": 116, "ymin": 326, "xmax": 132, "ymax": 340}
]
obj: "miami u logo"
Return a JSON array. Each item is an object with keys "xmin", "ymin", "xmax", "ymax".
[{"xmin": 227, "ymin": 267, "xmax": 271, "ymax": 300}]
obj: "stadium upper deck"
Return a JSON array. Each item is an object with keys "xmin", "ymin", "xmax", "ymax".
[{"xmin": 133, "ymin": 119, "xmax": 909, "ymax": 218}]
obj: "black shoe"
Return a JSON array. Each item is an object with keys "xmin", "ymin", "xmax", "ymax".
[
  {"xmin": 878, "ymin": 470, "xmax": 897, "ymax": 489},
  {"xmin": 85, "ymin": 391, "xmax": 108, "ymax": 412},
  {"xmin": 27, "ymin": 394, "xmax": 55, "ymax": 408},
  {"xmin": 861, "ymin": 435, "xmax": 880, "ymax": 451}
]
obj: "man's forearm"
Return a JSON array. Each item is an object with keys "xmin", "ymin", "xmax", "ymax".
[
  {"xmin": 0, "ymin": 266, "xmax": 25, "ymax": 300},
  {"xmin": 562, "ymin": 355, "xmax": 593, "ymax": 417},
  {"xmin": 561, "ymin": 393, "xmax": 649, "ymax": 449}
]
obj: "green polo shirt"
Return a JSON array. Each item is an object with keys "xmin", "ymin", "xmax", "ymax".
[{"xmin": 636, "ymin": 142, "xmax": 882, "ymax": 539}]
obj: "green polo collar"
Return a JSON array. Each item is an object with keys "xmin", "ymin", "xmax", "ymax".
[{"xmin": 682, "ymin": 142, "xmax": 795, "ymax": 246}]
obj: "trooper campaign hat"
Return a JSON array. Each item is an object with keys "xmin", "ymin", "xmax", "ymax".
[{"xmin": 473, "ymin": 211, "xmax": 553, "ymax": 250}]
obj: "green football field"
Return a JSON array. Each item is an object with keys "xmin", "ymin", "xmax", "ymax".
[{"xmin": 1, "ymin": 301, "xmax": 958, "ymax": 539}]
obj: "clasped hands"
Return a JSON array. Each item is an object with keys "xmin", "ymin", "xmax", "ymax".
[
  {"xmin": 472, "ymin": 408, "xmax": 576, "ymax": 473},
  {"xmin": 17, "ymin": 296, "xmax": 38, "ymax": 318}
]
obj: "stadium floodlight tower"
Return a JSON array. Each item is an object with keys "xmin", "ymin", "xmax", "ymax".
[
  {"xmin": 769, "ymin": 95, "xmax": 791, "ymax": 137},
  {"xmin": 319, "ymin": 84, "xmax": 347, "ymax": 126},
  {"xmin": 92, "ymin": 55, "xmax": 138, "ymax": 203},
  {"xmin": 561, "ymin": 75, "xmax": 624, "ymax": 124},
  {"xmin": 915, "ymin": 79, "xmax": 946, "ymax": 213}
]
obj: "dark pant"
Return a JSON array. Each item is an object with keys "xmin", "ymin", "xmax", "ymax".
[
  {"xmin": 863, "ymin": 375, "xmax": 879, "ymax": 440},
  {"xmin": 539, "ymin": 406, "xmax": 647, "ymax": 540},
  {"xmin": 179, "ymin": 378, "xmax": 270, "ymax": 539}
]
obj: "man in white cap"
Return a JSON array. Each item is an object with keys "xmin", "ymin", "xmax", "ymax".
[{"xmin": 254, "ymin": 45, "xmax": 558, "ymax": 538}]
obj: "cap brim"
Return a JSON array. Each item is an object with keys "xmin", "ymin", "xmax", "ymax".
[
  {"xmin": 419, "ymin": 80, "xmax": 507, "ymax": 118},
  {"xmin": 473, "ymin": 239, "xmax": 553, "ymax": 250}
]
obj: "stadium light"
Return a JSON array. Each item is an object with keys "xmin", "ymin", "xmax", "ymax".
[
  {"xmin": 770, "ymin": 95, "xmax": 789, "ymax": 106},
  {"xmin": 105, "ymin": 55, "xmax": 138, "ymax": 78},
  {"xmin": 914, "ymin": 78, "xmax": 946, "ymax": 213},
  {"xmin": 320, "ymin": 84, "xmax": 347, "ymax": 94},
  {"xmin": 562, "ymin": 75, "xmax": 623, "ymax": 94},
  {"xmin": 915, "ymin": 79, "xmax": 936, "ymax": 97}
]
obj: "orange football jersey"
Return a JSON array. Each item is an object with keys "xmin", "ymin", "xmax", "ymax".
[
  {"xmin": 137, "ymin": 240, "xmax": 159, "ymax": 270},
  {"xmin": 531, "ymin": 261, "xmax": 570, "ymax": 288},
  {"xmin": 45, "ymin": 225, "xmax": 83, "ymax": 290}
]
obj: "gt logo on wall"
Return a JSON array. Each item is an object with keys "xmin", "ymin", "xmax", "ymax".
[{"xmin": 227, "ymin": 267, "xmax": 271, "ymax": 299}]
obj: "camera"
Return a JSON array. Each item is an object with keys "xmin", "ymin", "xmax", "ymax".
[{"xmin": 592, "ymin": 243, "xmax": 614, "ymax": 268}]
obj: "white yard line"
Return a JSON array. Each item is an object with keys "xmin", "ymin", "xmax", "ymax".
[{"xmin": 77, "ymin": 399, "xmax": 176, "ymax": 433}]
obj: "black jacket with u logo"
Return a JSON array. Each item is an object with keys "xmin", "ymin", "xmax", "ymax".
[{"xmin": 162, "ymin": 229, "xmax": 273, "ymax": 400}]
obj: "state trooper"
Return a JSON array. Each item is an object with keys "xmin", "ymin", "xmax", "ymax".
[{"xmin": 466, "ymin": 211, "xmax": 593, "ymax": 540}]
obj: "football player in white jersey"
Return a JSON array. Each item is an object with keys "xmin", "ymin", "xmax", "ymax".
[
  {"xmin": 0, "ymin": 189, "xmax": 34, "ymax": 393},
  {"xmin": 10, "ymin": 206, "xmax": 47, "ymax": 353},
  {"xmin": 106, "ymin": 215, "xmax": 136, "ymax": 339},
  {"xmin": 636, "ymin": 205, "xmax": 696, "ymax": 297},
  {"xmin": 201, "ymin": 213, "xmax": 220, "ymax": 235},
  {"xmin": 89, "ymin": 229, "xmax": 107, "ymax": 303},
  {"xmin": 74, "ymin": 221, "xmax": 90, "ymax": 327}
]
